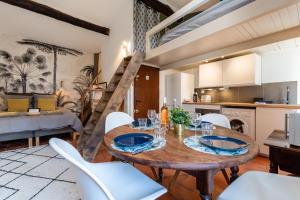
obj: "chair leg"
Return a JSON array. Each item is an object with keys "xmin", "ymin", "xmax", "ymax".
[
  {"xmin": 28, "ymin": 138, "xmax": 33, "ymax": 148},
  {"xmin": 221, "ymin": 169, "xmax": 230, "ymax": 185},
  {"xmin": 168, "ymin": 170, "xmax": 180, "ymax": 189},
  {"xmin": 151, "ymin": 167, "xmax": 159, "ymax": 180},
  {"xmin": 35, "ymin": 137, "xmax": 40, "ymax": 146}
]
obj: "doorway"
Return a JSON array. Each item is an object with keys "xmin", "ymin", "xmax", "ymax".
[{"xmin": 134, "ymin": 65, "xmax": 159, "ymax": 119}]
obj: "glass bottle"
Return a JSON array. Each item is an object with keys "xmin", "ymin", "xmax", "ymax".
[{"xmin": 161, "ymin": 97, "xmax": 169, "ymax": 128}]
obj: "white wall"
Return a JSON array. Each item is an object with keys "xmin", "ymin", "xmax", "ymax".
[
  {"xmin": 261, "ymin": 48, "xmax": 300, "ymax": 103},
  {"xmin": 159, "ymin": 69, "xmax": 179, "ymax": 108},
  {"xmin": 100, "ymin": 0, "xmax": 134, "ymax": 82}
]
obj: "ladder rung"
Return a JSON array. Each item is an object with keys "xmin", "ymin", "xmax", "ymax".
[{"xmin": 115, "ymin": 72, "xmax": 123, "ymax": 76}]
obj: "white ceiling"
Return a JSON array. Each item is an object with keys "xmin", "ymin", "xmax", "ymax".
[
  {"xmin": 0, "ymin": 0, "xmax": 124, "ymax": 53},
  {"xmin": 250, "ymin": 37, "xmax": 300, "ymax": 54},
  {"xmin": 147, "ymin": 0, "xmax": 300, "ymax": 68},
  {"xmin": 163, "ymin": 0, "xmax": 192, "ymax": 10}
]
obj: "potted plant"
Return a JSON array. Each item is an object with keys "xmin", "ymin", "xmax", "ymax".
[{"xmin": 170, "ymin": 107, "xmax": 191, "ymax": 136}]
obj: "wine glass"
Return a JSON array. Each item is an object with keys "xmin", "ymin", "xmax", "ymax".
[
  {"xmin": 190, "ymin": 112, "xmax": 202, "ymax": 136},
  {"xmin": 147, "ymin": 109, "xmax": 156, "ymax": 127}
]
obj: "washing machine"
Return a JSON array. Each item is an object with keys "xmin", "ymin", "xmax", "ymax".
[{"xmin": 221, "ymin": 107, "xmax": 256, "ymax": 140}]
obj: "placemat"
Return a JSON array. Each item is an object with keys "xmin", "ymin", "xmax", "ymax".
[
  {"xmin": 183, "ymin": 136, "xmax": 248, "ymax": 156},
  {"xmin": 111, "ymin": 139, "xmax": 166, "ymax": 154}
]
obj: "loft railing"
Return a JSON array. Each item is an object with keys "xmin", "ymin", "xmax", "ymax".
[{"xmin": 146, "ymin": 0, "xmax": 210, "ymax": 52}]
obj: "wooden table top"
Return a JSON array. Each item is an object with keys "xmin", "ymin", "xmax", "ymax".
[
  {"xmin": 265, "ymin": 130, "xmax": 300, "ymax": 153},
  {"xmin": 103, "ymin": 126, "xmax": 259, "ymax": 171}
]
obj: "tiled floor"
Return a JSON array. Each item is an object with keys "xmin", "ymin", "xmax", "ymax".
[
  {"xmin": 0, "ymin": 145, "xmax": 80, "ymax": 200},
  {"xmin": 0, "ymin": 138, "xmax": 273, "ymax": 200}
]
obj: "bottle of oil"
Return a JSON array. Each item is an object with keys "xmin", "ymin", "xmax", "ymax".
[{"xmin": 161, "ymin": 97, "xmax": 169, "ymax": 128}]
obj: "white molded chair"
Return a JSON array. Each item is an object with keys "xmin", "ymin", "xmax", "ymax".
[
  {"xmin": 218, "ymin": 171, "xmax": 300, "ymax": 200},
  {"xmin": 49, "ymin": 138, "xmax": 167, "ymax": 200},
  {"xmin": 105, "ymin": 112, "xmax": 134, "ymax": 133},
  {"xmin": 201, "ymin": 113, "xmax": 231, "ymax": 129}
]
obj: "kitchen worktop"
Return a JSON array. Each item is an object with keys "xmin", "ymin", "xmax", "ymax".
[{"xmin": 182, "ymin": 102, "xmax": 300, "ymax": 109}]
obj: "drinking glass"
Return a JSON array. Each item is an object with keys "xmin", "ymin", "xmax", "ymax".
[
  {"xmin": 147, "ymin": 109, "xmax": 156, "ymax": 127},
  {"xmin": 201, "ymin": 122, "xmax": 214, "ymax": 136},
  {"xmin": 190, "ymin": 112, "xmax": 202, "ymax": 135},
  {"xmin": 154, "ymin": 126, "xmax": 166, "ymax": 143},
  {"xmin": 153, "ymin": 113, "xmax": 161, "ymax": 129},
  {"xmin": 138, "ymin": 118, "xmax": 147, "ymax": 130}
]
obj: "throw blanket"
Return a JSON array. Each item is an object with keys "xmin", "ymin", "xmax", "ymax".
[{"xmin": 0, "ymin": 109, "xmax": 82, "ymax": 134}]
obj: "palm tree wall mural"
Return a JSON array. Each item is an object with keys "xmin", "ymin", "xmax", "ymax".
[
  {"xmin": 17, "ymin": 39, "xmax": 83, "ymax": 92},
  {"xmin": 0, "ymin": 48, "xmax": 51, "ymax": 93}
]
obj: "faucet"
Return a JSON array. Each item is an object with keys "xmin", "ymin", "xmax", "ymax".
[{"xmin": 286, "ymin": 86, "xmax": 290, "ymax": 104}]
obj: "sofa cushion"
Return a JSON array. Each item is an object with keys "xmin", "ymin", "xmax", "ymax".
[
  {"xmin": 5, "ymin": 93, "xmax": 34, "ymax": 109},
  {"xmin": 37, "ymin": 98, "xmax": 57, "ymax": 111},
  {"xmin": 33, "ymin": 94, "xmax": 57, "ymax": 108},
  {"xmin": 7, "ymin": 98, "xmax": 30, "ymax": 112}
]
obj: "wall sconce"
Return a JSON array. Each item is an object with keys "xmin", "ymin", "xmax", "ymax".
[{"xmin": 121, "ymin": 41, "xmax": 132, "ymax": 57}]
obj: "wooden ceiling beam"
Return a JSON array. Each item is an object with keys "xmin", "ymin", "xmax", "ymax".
[
  {"xmin": 138, "ymin": 0, "xmax": 174, "ymax": 17},
  {"xmin": 0, "ymin": 0, "xmax": 110, "ymax": 36}
]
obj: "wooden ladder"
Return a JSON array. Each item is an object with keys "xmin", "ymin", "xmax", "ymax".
[{"xmin": 77, "ymin": 52, "xmax": 144, "ymax": 161}]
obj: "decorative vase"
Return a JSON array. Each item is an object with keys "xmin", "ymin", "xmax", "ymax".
[{"xmin": 174, "ymin": 124, "xmax": 185, "ymax": 136}]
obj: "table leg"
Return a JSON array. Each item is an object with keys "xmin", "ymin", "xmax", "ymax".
[
  {"xmin": 230, "ymin": 166, "xmax": 239, "ymax": 183},
  {"xmin": 195, "ymin": 170, "xmax": 217, "ymax": 200},
  {"xmin": 269, "ymin": 161, "xmax": 279, "ymax": 174}
]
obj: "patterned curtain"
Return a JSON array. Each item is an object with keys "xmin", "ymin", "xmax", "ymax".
[{"xmin": 133, "ymin": 0, "xmax": 160, "ymax": 53}]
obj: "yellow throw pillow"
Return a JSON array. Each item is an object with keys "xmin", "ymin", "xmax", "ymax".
[
  {"xmin": 37, "ymin": 98, "xmax": 57, "ymax": 111},
  {"xmin": 7, "ymin": 99, "xmax": 29, "ymax": 112}
]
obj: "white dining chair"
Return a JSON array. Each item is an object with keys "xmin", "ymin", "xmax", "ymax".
[
  {"xmin": 105, "ymin": 112, "xmax": 159, "ymax": 179},
  {"xmin": 105, "ymin": 112, "xmax": 134, "ymax": 133},
  {"xmin": 201, "ymin": 113, "xmax": 231, "ymax": 129},
  {"xmin": 218, "ymin": 171, "xmax": 300, "ymax": 200},
  {"xmin": 49, "ymin": 138, "xmax": 167, "ymax": 200}
]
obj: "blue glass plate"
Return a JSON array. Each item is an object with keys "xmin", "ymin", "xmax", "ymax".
[
  {"xmin": 199, "ymin": 135, "xmax": 249, "ymax": 152},
  {"xmin": 114, "ymin": 133, "xmax": 154, "ymax": 148}
]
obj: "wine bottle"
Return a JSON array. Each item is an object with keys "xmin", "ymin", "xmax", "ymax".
[{"xmin": 161, "ymin": 97, "xmax": 169, "ymax": 127}]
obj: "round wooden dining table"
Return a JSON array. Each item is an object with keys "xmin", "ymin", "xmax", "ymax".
[{"xmin": 103, "ymin": 125, "xmax": 259, "ymax": 200}]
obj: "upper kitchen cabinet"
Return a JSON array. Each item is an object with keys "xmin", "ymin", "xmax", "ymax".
[
  {"xmin": 199, "ymin": 61, "xmax": 223, "ymax": 88},
  {"xmin": 222, "ymin": 54, "xmax": 261, "ymax": 87}
]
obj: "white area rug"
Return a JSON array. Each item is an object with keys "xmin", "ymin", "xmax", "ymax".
[{"xmin": 0, "ymin": 145, "xmax": 80, "ymax": 200}]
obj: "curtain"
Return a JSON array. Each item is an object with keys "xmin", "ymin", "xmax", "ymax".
[{"xmin": 133, "ymin": 0, "xmax": 160, "ymax": 53}]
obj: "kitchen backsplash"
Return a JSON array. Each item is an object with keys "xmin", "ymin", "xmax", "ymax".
[{"xmin": 195, "ymin": 81, "xmax": 297, "ymax": 104}]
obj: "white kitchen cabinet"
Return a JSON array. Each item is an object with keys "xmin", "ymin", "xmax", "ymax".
[
  {"xmin": 198, "ymin": 61, "xmax": 223, "ymax": 88},
  {"xmin": 222, "ymin": 54, "xmax": 261, "ymax": 87},
  {"xmin": 256, "ymin": 107, "xmax": 295, "ymax": 155},
  {"xmin": 165, "ymin": 72, "xmax": 194, "ymax": 106}
]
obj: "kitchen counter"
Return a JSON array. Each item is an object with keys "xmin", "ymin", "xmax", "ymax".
[{"xmin": 182, "ymin": 102, "xmax": 300, "ymax": 109}]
